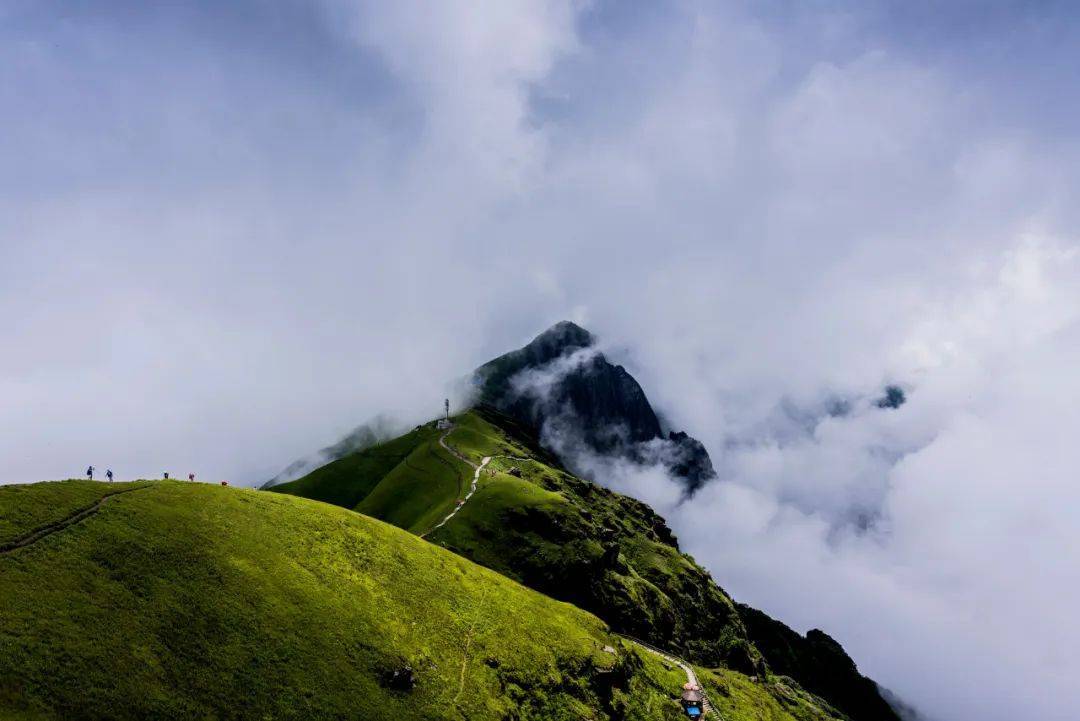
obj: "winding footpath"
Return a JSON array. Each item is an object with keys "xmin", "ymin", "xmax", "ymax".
[
  {"xmin": 0, "ymin": 485, "xmax": 149, "ymax": 555},
  {"xmin": 424, "ymin": 426, "xmax": 715, "ymax": 717},
  {"xmin": 424, "ymin": 427, "xmax": 540, "ymax": 538},
  {"xmin": 423, "ymin": 427, "xmax": 492, "ymax": 538}
]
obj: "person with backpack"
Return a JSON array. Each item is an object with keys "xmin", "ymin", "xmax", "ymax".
[
  {"xmin": 188, "ymin": 472, "xmax": 195, "ymax": 482},
  {"xmin": 106, "ymin": 469, "xmax": 114, "ymax": 482},
  {"xmin": 86, "ymin": 466, "xmax": 94, "ymax": 480}
]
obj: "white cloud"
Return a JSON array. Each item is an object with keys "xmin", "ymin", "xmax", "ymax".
[
  {"xmin": 597, "ymin": 236, "xmax": 1080, "ymax": 721},
  {"xmin": 333, "ymin": 0, "xmax": 582, "ymax": 190},
  {"xmin": 2, "ymin": 2, "xmax": 1080, "ymax": 719}
]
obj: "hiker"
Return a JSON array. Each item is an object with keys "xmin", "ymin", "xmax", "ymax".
[
  {"xmin": 106, "ymin": 469, "xmax": 114, "ymax": 482},
  {"xmin": 86, "ymin": 466, "xmax": 94, "ymax": 480},
  {"xmin": 163, "ymin": 472, "xmax": 169, "ymax": 480},
  {"xmin": 188, "ymin": 472, "xmax": 195, "ymax": 482}
]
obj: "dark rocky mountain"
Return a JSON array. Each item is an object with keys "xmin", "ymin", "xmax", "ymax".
[
  {"xmin": 737, "ymin": 603, "xmax": 902, "ymax": 721},
  {"xmin": 876, "ymin": 385, "xmax": 907, "ymax": 409},
  {"xmin": 473, "ymin": 321, "xmax": 716, "ymax": 491}
]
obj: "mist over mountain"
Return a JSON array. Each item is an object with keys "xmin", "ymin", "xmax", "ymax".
[
  {"xmin": 264, "ymin": 415, "xmax": 404, "ymax": 488},
  {"xmin": 267, "ymin": 320, "xmax": 911, "ymax": 514},
  {"xmin": 5, "ymin": 2, "xmax": 1080, "ymax": 719},
  {"xmin": 474, "ymin": 321, "xmax": 717, "ymax": 492},
  {"xmin": 266, "ymin": 320, "xmax": 718, "ymax": 493}
]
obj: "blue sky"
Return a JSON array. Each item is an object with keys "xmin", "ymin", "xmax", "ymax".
[{"xmin": 3, "ymin": 3, "xmax": 1080, "ymax": 719}]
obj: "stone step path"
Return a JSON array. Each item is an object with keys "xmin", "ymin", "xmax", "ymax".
[{"xmin": 619, "ymin": 634, "xmax": 720, "ymax": 718}]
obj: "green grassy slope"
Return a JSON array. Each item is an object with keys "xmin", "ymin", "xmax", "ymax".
[
  {"xmin": 272, "ymin": 425, "xmax": 440, "ymax": 509},
  {"xmin": 427, "ymin": 411, "xmax": 762, "ymax": 672},
  {"xmin": 356, "ymin": 434, "xmax": 467, "ymax": 534},
  {"xmin": 0, "ymin": 480, "xmax": 694, "ymax": 720},
  {"xmin": 272, "ymin": 408, "xmax": 882, "ymax": 721},
  {"xmin": 274, "ymin": 410, "xmax": 760, "ymax": 671},
  {"xmin": 0, "ymin": 480, "xmax": 148, "ymax": 544},
  {"xmin": 695, "ymin": 666, "xmax": 845, "ymax": 721}
]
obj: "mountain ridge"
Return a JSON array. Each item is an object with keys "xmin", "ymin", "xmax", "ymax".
[
  {"xmin": 272, "ymin": 403, "xmax": 901, "ymax": 721},
  {"xmin": 266, "ymin": 321, "xmax": 904, "ymax": 721}
]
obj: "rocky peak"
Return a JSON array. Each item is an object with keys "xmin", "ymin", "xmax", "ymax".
[
  {"xmin": 527, "ymin": 320, "xmax": 595, "ymax": 360},
  {"xmin": 474, "ymin": 322, "xmax": 716, "ymax": 491}
]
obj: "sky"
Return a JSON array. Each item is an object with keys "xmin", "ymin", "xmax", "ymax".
[{"xmin": 2, "ymin": 1, "xmax": 1080, "ymax": 719}]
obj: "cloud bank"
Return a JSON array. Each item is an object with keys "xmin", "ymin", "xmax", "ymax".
[
  {"xmin": 589, "ymin": 237, "xmax": 1080, "ymax": 721},
  {"xmin": 3, "ymin": 1, "xmax": 1080, "ymax": 719}
]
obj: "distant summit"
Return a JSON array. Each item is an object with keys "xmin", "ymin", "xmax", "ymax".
[
  {"xmin": 516, "ymin": 320, "xmax": 595, "ymax": 361},
  {"xmin": 474, "ymin": 321, "xmax": 661, "ymax": 448},
  {"xmin": 266, "ymin": 321, "xmax": 716, "ymax": 491},
  {"xmin": 474, "ymin": 321, "xmax": 716, "ymax": 491}
]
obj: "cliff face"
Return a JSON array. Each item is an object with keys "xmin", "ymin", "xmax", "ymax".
[
  {"xmin": 473, "ymin": 322, "xmax": 661, "ymax": 448},
  {"xmin": 473, "ymin": 321, "xmax": 716, "ymax": 491},
  {"xmin": 737, "ymin": 603, "xmax": 901, "ymax": 721}
]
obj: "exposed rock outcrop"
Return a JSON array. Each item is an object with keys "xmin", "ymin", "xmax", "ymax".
[{"xmin": 473, "ymin": 321, "xmax": 716, "ymax": 492}]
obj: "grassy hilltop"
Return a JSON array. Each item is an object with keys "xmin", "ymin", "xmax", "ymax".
[
  {"xmin": 0, "ymin": 480, "xmax": 697, "ymax": 720},
  {"xmin": 0, "ymin": 478, "xmax": 847, "ymax": 720}
]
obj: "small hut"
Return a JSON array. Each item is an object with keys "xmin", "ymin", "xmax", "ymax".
[{"xmin": 680, "ymin": 687, "xmax": 704, "ymax": 717}]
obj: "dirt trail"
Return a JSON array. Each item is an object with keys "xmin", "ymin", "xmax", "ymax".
[
  {"xmin": 425, "ymin": 428, "xmax": 713, "ymax": 714},
  {"xmin": 0, "ymin": 485, "xmax": 149, "ymax": 555},
  {"xmin": 425, "ymin": 427, "xmax": 544, "ymax": 538},
  {"xmin": 436, "ymin": 427, "xmax": 474, "ymax": 466},
  {"xmin": 423, "ymin": 428, "xmax": 491, "ymax": 538}
]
